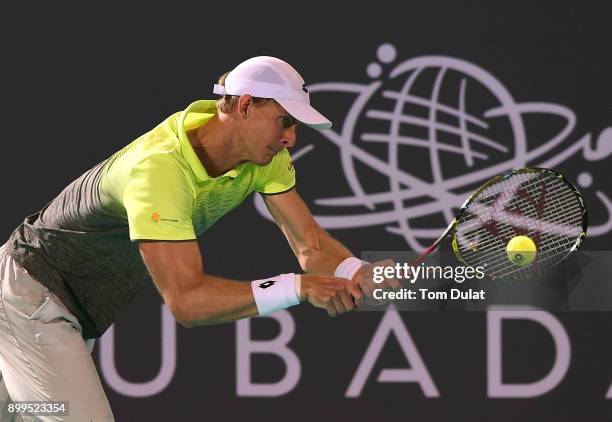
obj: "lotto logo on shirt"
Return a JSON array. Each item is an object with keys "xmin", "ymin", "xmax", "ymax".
[{"xmin": 151, "ymin": 212, "xmax": 160, "ymax": 223}]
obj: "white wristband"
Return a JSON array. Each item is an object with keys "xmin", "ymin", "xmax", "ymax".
[
  {"xmin": 334, "ymin": 257, "xmax": 368, "ymax": 280},
  {"xmin": 251, "ymin": 273, "xmax": 300, "ymax": 315}
]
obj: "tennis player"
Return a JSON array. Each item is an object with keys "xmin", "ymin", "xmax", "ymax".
[{"xmin": 0, "ymin": 56, "xmax": 396, "ymax": 421}]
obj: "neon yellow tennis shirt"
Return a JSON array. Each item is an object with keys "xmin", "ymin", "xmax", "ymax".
[
  {"xmin": 7, "ymin": 99, "xmax": 296, "ymax": 339},
  {"xmin": 101, "ymin": 99, "xmax": 296, "ymax": 241}
]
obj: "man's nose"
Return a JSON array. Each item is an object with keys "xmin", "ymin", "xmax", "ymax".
[{"xmin": 281, "ymin": 125, "xmax": 297, "ymax": 148}]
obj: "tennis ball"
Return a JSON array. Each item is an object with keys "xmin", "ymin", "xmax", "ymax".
[{"xmin": 506, "ymin": 235, "xmax": 537, "ymax": 266}]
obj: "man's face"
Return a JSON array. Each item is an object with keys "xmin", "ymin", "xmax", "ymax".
[{"xmin": 239, "ymin": 98, "xmax": 298, "ymax": 165}]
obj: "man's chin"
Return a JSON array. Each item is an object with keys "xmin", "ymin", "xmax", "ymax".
[{"xmin": 256, "ymin": 154, "xmax": 274, "ymax": 166}]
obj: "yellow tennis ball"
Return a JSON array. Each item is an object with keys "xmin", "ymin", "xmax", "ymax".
[{"xmin": 506, "ymin": 235, "xmax": 537, "ymax": 266}]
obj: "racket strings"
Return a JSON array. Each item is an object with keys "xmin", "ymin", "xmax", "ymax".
[
  {"xmin": 454, "ymin": 170, "xmax": 584, "ymax": 279},
  {"xmin": 461, "ymin": 194, "xmax": 583, "ymax": 244},
  {"xmin": 460, "ymin": 187, "xmax": 579, "ymax": 235},
  {"xmin": 458, "ymin": 187, "xmax": 580, "ymax": 248}
]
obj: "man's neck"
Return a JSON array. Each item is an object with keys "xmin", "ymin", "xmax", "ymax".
[{"xmin": 187, "ymin": 114, "xmax": 244, "ymax": 178}]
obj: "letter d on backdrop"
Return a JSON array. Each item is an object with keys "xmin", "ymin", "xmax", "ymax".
[{"xmin": 487, "ymin": 307, "xmax": 571, "ymax": 398}]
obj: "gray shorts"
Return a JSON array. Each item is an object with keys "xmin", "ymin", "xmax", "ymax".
[{"xmin": 0, "ymin": 243, "xmax": 114, "ymax": 421}]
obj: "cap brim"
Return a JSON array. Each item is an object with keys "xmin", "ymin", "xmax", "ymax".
[{"xmin": 276, "ymin": 98, "xmax": 332, "ymax": 130}]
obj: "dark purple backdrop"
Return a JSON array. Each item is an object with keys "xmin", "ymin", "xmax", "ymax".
[{"xmin": 1, "ymin": 1, "xmax": 612, "ymax": 420}]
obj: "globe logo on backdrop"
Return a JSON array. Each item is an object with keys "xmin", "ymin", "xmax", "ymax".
[{"xmin": 255, "ymin": 43, "xmax": 612, "ymax": 250}]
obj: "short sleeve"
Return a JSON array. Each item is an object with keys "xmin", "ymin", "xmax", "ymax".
[
  {"xmin": 255, "ymin": 148, "xmax": 296, "ymax": 194},
  {"xmin": 123, "ymin": 154, "xmax": 196, "ymax": 241}
]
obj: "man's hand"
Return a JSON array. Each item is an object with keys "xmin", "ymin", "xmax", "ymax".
[
  {"xmin": 300, "ymin": 275, "xmax": 363, "ymax": 317},
  {"xmin": 351, "ymin": 259, "xmax": 401, "ymax": 306}
]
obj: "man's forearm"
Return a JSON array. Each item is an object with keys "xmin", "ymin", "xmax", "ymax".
[
  {"xmin": 300, "ymin": 228, "xmax": 354, "ymax": 276},
  {"xmin": 171, "ymin": 272, "xmax": 354, "ymax": 326},
  {"xmin": 173, "ymin": 275, "xmax": 260, "ymax": 327}
]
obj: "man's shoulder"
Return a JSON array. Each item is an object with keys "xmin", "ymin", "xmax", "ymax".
[
  {"xmin": 138, "ymin": 115, "xmax": 182, "ymax": 155},
  {"xmin": 118, "ymin": 121, "xmax": 186, "ymax": 170}
]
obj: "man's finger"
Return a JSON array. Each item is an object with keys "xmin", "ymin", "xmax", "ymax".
[
  {"xmin": 332, "ymin": 295, "xmax": 347, "ymax": 315},
  {"xmin": 326, "ymin": 301, "xmax": 338, "ymax": 317},
  {"xmin": 359, "ymin": 278, "xmax": 375, "ymax": 298},
  {"xmin": 347, "ymin": 282, "xmax": 363, "ymax": 307},
  {"xmin": 386, "ymin": 277, "xmax": 401, "ymax": 290},
  {"xmin": 337, "ymin": 288, "xmax": 355, "ymax": 312}
]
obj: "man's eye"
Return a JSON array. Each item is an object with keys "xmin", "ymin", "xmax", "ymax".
[{"xmin": 280, "ymin": 116, "xmax": 297, "ymax": 128}]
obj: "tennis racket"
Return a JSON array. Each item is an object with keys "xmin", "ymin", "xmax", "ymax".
[{"xmin": 410, "ymin": 167, "xmax": 587, "ymax": 280}]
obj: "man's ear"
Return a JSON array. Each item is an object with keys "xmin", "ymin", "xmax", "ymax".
[{"xmin": 237, "ymin": 94, "xmax": 254, "ymax": 119}]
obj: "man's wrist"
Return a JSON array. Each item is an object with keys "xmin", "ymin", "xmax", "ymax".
[
  {"xmin": 334, "ymin": 257, "xmax": 368, "ymax": 280},
  {"xmin": 251, "ymin": 273, "xmax": 300, "ymax": 315}
]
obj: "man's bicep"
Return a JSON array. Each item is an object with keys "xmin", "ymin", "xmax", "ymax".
[{"xmin": 139, "ymin": 240, "xmax": 204, "ymax": 307}]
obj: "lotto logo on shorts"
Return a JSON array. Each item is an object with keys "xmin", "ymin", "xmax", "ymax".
[{"xmin": 151, "ymin": 212, "xmax": 160, "ymax": 223}]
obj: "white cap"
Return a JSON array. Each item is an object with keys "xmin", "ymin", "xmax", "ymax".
[{"xmin": 213, "ymin": 56, "xmax": 332, "ymax": 130}]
